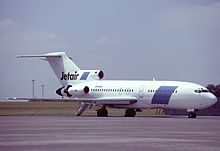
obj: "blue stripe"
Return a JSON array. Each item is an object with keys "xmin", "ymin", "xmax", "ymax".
[
  {"xmin": 151, "ymin": 86, "xmax": 178, "ymax": 104},
  {"xmin": 80, "ymin": 72, "xmax": 90, "ymax": 80}
]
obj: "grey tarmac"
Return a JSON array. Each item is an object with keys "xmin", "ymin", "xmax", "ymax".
[{"xmin": 0, "ymin": 116, "xmax": 220, "ymax": 151}]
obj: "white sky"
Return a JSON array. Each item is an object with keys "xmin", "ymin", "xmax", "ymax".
[{"xmin": 0, "ymin": 0, "xmax": 220, "ymax": 99}]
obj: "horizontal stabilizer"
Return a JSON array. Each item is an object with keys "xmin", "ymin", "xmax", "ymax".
[{"xmin": 15, "ymin": 52, "xmax": 64, "ymax": 59}]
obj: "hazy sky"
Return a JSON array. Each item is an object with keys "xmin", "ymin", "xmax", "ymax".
[{"xmin": 0, "ymin": 0, "xmax": 220, "ymax": 99}]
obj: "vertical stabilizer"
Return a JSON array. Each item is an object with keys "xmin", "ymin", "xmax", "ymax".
[{"xmin": 16, "ymin": 52, "xmax": 81, "ymax": 86}]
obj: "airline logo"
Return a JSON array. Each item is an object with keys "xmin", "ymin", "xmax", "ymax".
[
  {"xmin": 60, "ymin": 72, "xmax": 90, "ymax": 80},
  {"xmin": 60, "ymin": 72, "xmax": 79, "ymax": 80}
]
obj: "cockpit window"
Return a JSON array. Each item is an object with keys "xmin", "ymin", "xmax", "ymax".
[
  {"xmin": 194, "ymin": 88, "xmax": 209, "ymax": 93},
  {"xmin": 194, "ymin": 89, "xmax": 202, "ymax": 93},
  {"xmin": 201, "ymin": 89, "xmax": 209, "ymax": 93}
]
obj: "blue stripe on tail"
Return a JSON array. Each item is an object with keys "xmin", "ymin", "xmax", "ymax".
[{"xmin": 80, "ymin": 72, "xmax": 90, "ymax": 80}]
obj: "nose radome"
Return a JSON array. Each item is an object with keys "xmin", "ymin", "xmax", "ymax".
[{"xmin": 208, "ymin": 93, "xmax": 218, "ymax": 106}]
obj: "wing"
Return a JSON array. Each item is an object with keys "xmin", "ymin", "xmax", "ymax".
[
  {"xmin": 7, "ymin": 97, "xmax": 137, "ymax": 105},
  {"xmin": 7, "ymin": 97, "xmax": 137, "ymax": 116}
]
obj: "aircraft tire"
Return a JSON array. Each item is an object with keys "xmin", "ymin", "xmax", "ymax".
[
  {"xmin": 125, "ymin": 108, "xmax": 136, "ymax": 117},
  {"xmin": 188, "ymin": 112, "xmax": 197, "ymax": 118},
  {"xmin": 97, "ymin": 108, "xmax": 108, "ymax": 117}
]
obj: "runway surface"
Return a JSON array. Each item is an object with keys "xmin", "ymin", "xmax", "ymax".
[{"xmin": 0, "ymin": 116, "xmax": 220, "ymax": 151}]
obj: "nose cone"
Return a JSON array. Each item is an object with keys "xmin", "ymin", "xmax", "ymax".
[{"xmin": 206, "ymin": 93, "xmax": 218, "ymax": 107}]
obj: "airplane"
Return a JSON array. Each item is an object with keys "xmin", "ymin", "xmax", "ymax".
[{"xmin": 11, "ymin": 52, "xmax": 217, "ymax": 118}]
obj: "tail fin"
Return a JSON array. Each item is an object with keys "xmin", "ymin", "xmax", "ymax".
[{"xmin": 16, "ymin": 52, "xmax": 81, "ymax": 86}]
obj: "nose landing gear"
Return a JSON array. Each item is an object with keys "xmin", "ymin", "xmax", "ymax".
[
  {"xmin": 187, "ymin": 109, "xmax": 198, "ymax": 118},
  {"xmin": 188, "ymin": 112, "xmax": 197, "ymax": 118}
]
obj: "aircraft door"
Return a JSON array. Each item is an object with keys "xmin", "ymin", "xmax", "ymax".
[{"xmin": 139, "ymin": 85, "xmax": 145, "ymax": 98}]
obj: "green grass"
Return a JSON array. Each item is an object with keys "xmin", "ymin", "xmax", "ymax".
[
  {"xmin": 0, "ymin": 102, "xmax": 76, "ymax": 110},
  {"xmin": 0, "ymin": 102, "xmax": 164, "ymax": 116}
]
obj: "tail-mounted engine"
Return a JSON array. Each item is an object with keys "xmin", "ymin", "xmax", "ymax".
[
  {"xmin": 80, "ymin": 70, "xmax": 104, "ymax": 80},
  {"xmin": 98, "ymin": 70, "xmax": 104, "ymax": 79},
  {"xmin": 56, "ymin": 85, "xmax": 90, "ymax": 97}
]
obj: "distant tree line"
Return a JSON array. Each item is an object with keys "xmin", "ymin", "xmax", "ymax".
[{"xmin": 206, "ymin": 84, "xmax": 220, "ymax": 97}]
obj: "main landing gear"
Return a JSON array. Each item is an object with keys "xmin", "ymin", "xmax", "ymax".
[
  {"xmin": 96, "ymin": 107, "xmax": 137, "ymax": 117},
  {"xmin": 97, "ymin": 106, "xmax": 108, "ymax": 117},
  {"xmin": 124, "ymin": 108, "xmax": 136, "ymax": 117},
  {"xmin": 187, "ymin": 109, "xmax": 198, "ymax": 118}
]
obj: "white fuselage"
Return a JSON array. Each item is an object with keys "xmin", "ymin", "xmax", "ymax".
[{"xmin": 69, "ymin": 80, "xmax": 217, "ymax": 110}]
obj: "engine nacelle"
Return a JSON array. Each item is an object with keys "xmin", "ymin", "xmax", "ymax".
[
  {"xmin": 80, "ymin": 70, "xmax": 104, "ymax": 80},
  {"xmin": 56, "ymin": 85, "xmax": 90, "ymax": 97}
]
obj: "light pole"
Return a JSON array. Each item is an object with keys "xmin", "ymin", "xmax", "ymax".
[
  {"xmin": 42, "ymin": 85, "xmax": 44, "ymax": 98},
  {"xmin": 32, "ymin": 80, "xmax": 35, "ymax": 98}
]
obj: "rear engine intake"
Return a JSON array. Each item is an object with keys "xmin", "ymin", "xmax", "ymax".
[
  {"xmin": 56, "ymin": 85, "xmax": 90, "ymax": 97},
  {"xmin": 84, "ymin": 86, "xmax": 90, "ymax": 93}
]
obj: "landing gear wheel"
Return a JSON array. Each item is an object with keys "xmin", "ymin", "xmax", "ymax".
[
  {"xmin": 97, "ymin": 108, "xmax": 108, "ymax": 117},
  {"xmin": 188, "ymin": 112, "xmax": 197, "ymax": 118},
  {"xmin": 124, "ymin": 109, "xmax": 136, "ymax": 117}
]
